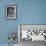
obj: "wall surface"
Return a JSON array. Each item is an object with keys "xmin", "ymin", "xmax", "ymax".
[{"xmin": 0, "ymin": 0, "xmax": 46, "ymax": 45}]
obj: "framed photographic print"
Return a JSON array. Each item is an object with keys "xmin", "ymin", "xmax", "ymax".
[{"xmin": 5, "ymin": 5, "xmax": 16, "ymax": 20}]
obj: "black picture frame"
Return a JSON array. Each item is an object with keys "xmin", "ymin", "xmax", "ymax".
[{"xmin": 5, "ymin": 5, "xmax": 16, "ymax": 20}]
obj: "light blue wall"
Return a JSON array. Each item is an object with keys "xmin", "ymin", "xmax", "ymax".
[{"xmin": 0, "ymin": 0, "xmax": 46, "ymax": 44}]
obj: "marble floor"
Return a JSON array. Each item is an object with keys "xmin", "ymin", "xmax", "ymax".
[
  {"xmin": 0, "ymin": 40, "xmax": 46, "ymax": 46},
  {"xmin": 19, "ymin": 39, "xmax": 46, "ymax": 46}
]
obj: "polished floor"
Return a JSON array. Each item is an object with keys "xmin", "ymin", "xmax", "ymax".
[
  {"xmin": 19, "ymin": 39, "xmax": 46, "ymax": 46},
  {"xmin": 0, "ymin": 40, "xmax": 46, "ymax": 46}
]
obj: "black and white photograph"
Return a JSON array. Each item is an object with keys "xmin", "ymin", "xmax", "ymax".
[
  {"xmin": 5, "ymin": 5, "xmax": 16, "ymax": 20},
  {"xmin": 18, "ymin": 25, "xmax": 46, "ymax": 46}
]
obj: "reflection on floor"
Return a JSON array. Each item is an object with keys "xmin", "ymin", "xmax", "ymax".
[
  {"xmin": 0, "ymin": 44, "xmax": 18, "ymax": 46},
  {"xmin": 19, "ymin": 39, "xmax": 46, "ymax": 46}
]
